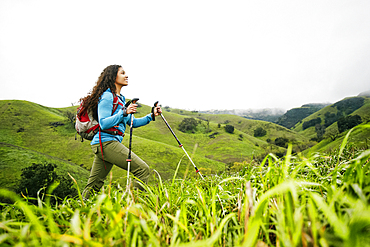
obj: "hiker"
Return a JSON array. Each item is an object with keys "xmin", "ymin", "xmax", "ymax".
[{"xmin": 79, "ymin": 64, "xmax": 162, "ymax": 198}]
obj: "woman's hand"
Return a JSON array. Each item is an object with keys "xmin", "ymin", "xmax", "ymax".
[
  {"xmin": 126, "ymin": 104, "xmax": 137, "ymax": 114},
  {"xmin": 153, "ymin": 106, "xmax": 162, "ymax": 116}
]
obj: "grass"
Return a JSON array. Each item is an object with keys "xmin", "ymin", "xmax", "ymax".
[
  {"xmin": 1, "ymin": 100, "xmax": 282, "ymax": 185},
  {"xmin": 1, "ymin": 99, "xmax": 306, "ymax": 194},
  {"xmin": 0, "ymin": 144, "xmax": 89, "ymax": 191},
  {"xmin": 1, "ymin": 124, "xmax": 370, "ymax": 246}
]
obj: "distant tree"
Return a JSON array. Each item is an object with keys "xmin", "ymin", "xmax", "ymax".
[
  {"xmin": 315, "ymin": 124, "xmax": 326, "ymax": 141},
  {"xmin": 178, "ymin": 118, "xmax": 199, "ymax": 133},
  {"xmin": 225, "ymin": 125, "xmax": 234, "ymax": 134},
  {"xmin": 324, "ymin": 128, "xmax": 339, "ymax": 141},
  {"xmin": 275, "ymin": 137, "xmax": 289, "ymax": 148},
  {"xmin": 17, "ymin": 163, "xmax": 77, "ymax": 204},
  {"xmin": 238, "ymin": 134, "xmax": 244, "ymax": 141},
  {"xmin": 302, "ymin": 117, "xmax": 321, "ymax": 130},
  {"xmin": 205, "ymin": 119, "xmax": 210, "ymax": 131},
  {"xmin": 324, "ymin": 112, "xmax": 338, "ymax": 127},
  {"xmin": 254, "ymin": 127, "xmax": 267, "ymax": 137},
  {"xmin": 337, "ymin": 115, "xmax": 362, "ymax": 133},
  {"xmin": 65, "ymin": 110, "xmax": 75, "ymax": 124}
]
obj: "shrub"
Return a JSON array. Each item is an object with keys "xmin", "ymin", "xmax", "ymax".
[
  {"xmin": 275, "ymin": 137, "xmax": 289, "ymax": 147},
  {"xmin": 209, "ymin": 132, "xmax": 219, "ymax": 139},
  {"xmin": 225, "ymin": 125, "xmax": 234, "ymax": 134},
  {"xmin": 315, "ymin": 124, "xmax": 326, "ymax": 141},
  {"xmin": 302, "ymin": 117, "xmax": 321, "ymax": 130},
  {"xmin": 254, "ymin": 127, "xmax": 267, "ymax": 137},
  {"xmin": 178, "ymin": 118, "xmax": 199, "ymax": 133},
  {"xmin": 16, "ymin": 163, "xmax": 76, "ymax": 204}
]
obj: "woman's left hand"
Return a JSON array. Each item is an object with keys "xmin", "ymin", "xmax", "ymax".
[{"xmin": 153, "ymin": 106, "xmax": 162, "ymax": 116}]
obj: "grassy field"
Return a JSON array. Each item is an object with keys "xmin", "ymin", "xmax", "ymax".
[
  {"xmin": 0, "ymin": 99, "xmax": 301, "ymax": 191},
  {"xmin": 0, "ymin": 143, "xmax": 89, "ymax": 190},
  {"xmin": 0, "ymin": 124, "xmax": 369, "ymax": 246}
]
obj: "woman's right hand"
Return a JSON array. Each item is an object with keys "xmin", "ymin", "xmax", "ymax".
[{"xmin": 126, "ymin": 104, "xmax": 138, "ymax": 114}]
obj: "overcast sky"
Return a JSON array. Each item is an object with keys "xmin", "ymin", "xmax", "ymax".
[{"xmin": 1, "ymin": 0, "xmax": 369, "ymax": 112}]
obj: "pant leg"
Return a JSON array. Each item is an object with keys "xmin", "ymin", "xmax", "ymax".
[
  {"xmin": 101, "ymin": 141, "xmax": 150, "ymax": 190},
  {"xmin": 83, "ymin": 141, "xmax": 150, "ymax": 198},
  {"xmin": 82, "ymin": 142, "xmax": 114, "ymax": 199}
]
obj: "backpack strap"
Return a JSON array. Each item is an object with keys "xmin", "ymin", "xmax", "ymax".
[
  {"xmin": 99, "ymin": 93, "xmax": 125, "ymax": 170},
  {"xmin": 112, "ymin": 95, "xmax": 123, "ymax": 113},
  {"xmin": 103, "ymin": 94, "xmax": 125, "ymax": 135}
]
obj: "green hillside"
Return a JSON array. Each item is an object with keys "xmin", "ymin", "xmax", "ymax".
[
  {"xmin": 291, "ymin": 96, "xmax": 370, "ymax": 153},
  {"xmin": 1, "ymin": 97, "xmax": 369, "ymax": 193},
  {"xmin": 275, "ymin": 103, "xmax": 329, "ymax": 129},
  {"xmin": 0, "ymin": 100, "xmax": 92, "ymax": 191},
  {"xmin": 168, "ymin": 110, "xmax": 312, "ymax": 153},
  {"xmin": 0, "ymin": 143, "xmax": 89, "ymax": 190},
  {"xmin": 307, "ymin": 123, "xmax": 370, "ymax": 154},
  {"xmin": 2, "ymin": 100, "xmax": 300, "ymax": 191}
]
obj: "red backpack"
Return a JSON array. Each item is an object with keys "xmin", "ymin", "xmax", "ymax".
[{"xmin": 75, "ymin": 94, "xmax": 124, "ymax": 141}]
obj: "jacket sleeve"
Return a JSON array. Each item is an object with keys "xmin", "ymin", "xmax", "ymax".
[
  {"xmin": 98, "ymin": 92, "xmax": 125, "ymax": 130},
  {"xmin": 125, "ymin": 114, "xmax": 153, "ymax": 128}
]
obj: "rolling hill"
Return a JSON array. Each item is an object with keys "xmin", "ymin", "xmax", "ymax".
[
  {"xmin": 291, "ymin": 96, "xmax": 370, "ymax": 153},
  {"xmin": 1, "ymin": 93, "xmax": 369, "ymax": 192},
  {"xmin": 0, "ymin": 99, "xmax": 304, "ymax": 191}
]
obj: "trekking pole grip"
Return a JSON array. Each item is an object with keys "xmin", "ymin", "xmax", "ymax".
[
  {"xmin": 125, "ymin": 98, "xmax": 139, "ymax": 107},
  {"xmin": 152, "ymin": 101, "xmax": 159, "ymax": 121}
]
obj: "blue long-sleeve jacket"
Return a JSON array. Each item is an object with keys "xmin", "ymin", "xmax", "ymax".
[{"xmin": 91, "ymin": 88, "xmax": 152, "ymax": 145}]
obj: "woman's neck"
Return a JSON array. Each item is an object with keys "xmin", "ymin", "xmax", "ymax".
[{"xmin": 115, "ymin": 84, "xmax": 122, "ymax": 95}]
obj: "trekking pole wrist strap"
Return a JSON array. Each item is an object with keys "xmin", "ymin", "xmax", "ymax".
[{"xmin": 122, "ymin": 106, "xmax": 128, "ymax": 117}]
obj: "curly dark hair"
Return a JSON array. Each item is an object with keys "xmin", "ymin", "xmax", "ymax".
[{"xmin": 78, "ymin": 64, "xmax": 121, "ymax": 118}]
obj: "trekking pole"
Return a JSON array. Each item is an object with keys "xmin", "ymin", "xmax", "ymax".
[
  {"xmin": 126, "ymin": 98, "xmax": 139, "ymax": 189},
  {"xmin": 153, "ymin": 101, "xmax": 205, "ymax": 180}
]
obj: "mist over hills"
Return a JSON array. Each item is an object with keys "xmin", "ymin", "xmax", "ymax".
[{"xmin": 200, "ymin": 90, "xmax": 369, "ymax": 127}]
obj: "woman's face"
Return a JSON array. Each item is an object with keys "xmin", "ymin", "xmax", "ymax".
[{"xmin": 115, "ymin": 67, "xmax": 128, "ymax": 86}]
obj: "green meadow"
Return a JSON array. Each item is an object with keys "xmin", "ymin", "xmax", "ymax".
[
  {"xmin": 0, "ymin": 99, "xmax": 370, "ymax": 246},
  {"xmin": 1, "ymin": 126, "xmax": 370, "ymax": 246}
]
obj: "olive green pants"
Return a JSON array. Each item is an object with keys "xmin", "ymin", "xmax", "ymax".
[{"xmin": 82, "ymin": 141, "xmax": 150, "ymax": 199}]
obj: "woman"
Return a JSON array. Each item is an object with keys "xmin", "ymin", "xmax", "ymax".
[{"xmin": 79, "ymin": 64, "xmax": 162, "ymax": 198}]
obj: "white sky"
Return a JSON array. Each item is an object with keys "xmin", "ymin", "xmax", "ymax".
[{"xmin": 1, "ymin": 0, "xmax": 369, "ymax": 111}]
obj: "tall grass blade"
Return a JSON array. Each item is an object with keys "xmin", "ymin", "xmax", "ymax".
[
  {"xmin": 68, "ymin": 172, "xmax": 84, "ymax": 207},
  {"xmin": 309, "ymin": 192, "xmax": 348, "ymax": 239}
]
